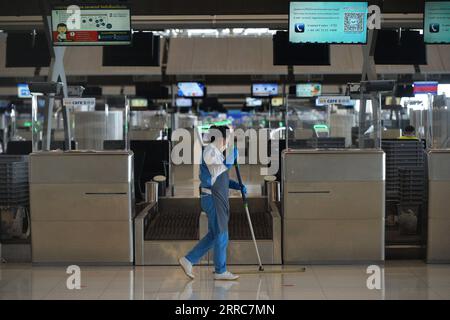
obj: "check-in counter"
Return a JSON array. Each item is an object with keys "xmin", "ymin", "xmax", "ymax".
[
  {"xmin": 427, "ymin": 149, "xmax": 450, "ymax": 263},
  {"xmin": 30, "ymin": 151, "xmax": 134, "ymax": 264},
  {"xmin": 282, "ymin": 149, "xmax": 385, "ymax": 264}
]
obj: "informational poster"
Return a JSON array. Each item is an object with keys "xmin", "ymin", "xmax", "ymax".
[
  {"xmin": 316, "ymin": 96, "xmax": 352, "ymax": 105},
  {"xmin": 424, "ymin": 1, "xmax": 450, "ymax": 44},
  {"xmin": 296, "ymin": 83, "xmax": 322, "ymax": 97},
  {"xmin": 51, "ymin": 4, "xmax": 131, "ymax": 46},
  {"xmin": 289, "ymin": 1, "xmax": 368, "ymax": 44},
  {"xmin": 63, "ymin": 98, "xmax": 96, "ymax": 108}
]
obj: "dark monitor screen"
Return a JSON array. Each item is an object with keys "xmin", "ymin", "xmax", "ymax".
[
  {"xmin": 103, "ymin": 32, "xmax": 160, "ymax": 66},
  {"xmin": 396, "ymin": 84, "xmax": 415, "ymax": 97},
  {"xmin": 6, "ymin": 32, "xmax": 51, "ymax": 68},
  {"xmin": 374, "ymin": 29, "xmax": 427, "ymax": 65},
  {"xmin": 273, "ymin": 31, "xmax": 330, "ymax": 66},
  {"xmin": 135, "ymin": 83, "xmax": 169, "ymax": 99}
]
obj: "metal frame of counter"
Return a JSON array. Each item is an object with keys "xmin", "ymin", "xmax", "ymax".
[
  {"xmin": 427, "ymin": 149, "xmax": 450, "ymax": 263},
  {"xmin": 282, "ymin": 149, "xmax": 385, "ymax": 264},
  {"xmin": 29, "ymin": 151, "xmax": 134, "ymax": 265}
]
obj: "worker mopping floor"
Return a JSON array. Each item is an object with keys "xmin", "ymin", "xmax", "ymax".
[{"xmin": 178, "ymin": 125, "xmax": 305, "ymax": 280}]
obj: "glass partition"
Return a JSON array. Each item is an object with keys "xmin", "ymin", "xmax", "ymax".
[
  {"xmin": 286, "ymin": 96, "xmax": 381, "ymax": 150},
  {"xmin": 31, "ymin": 94, "xmax": 130, "ymax": 152}
]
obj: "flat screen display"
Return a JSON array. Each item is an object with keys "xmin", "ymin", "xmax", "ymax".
[
  {"xmin": 424, "ymin": 1, "xmax": 450, "ymax": 44},
  {"xmin": 51, "ymin": 4, "xmax": 131, "ymax": 46},
  {"xmin": 289, "ymin": 1, "xmax": 368, "ymax": 44},
  {"xmin": 130, "ymin": 98, "xmax": 148, "ymax": 108},
  {"xmin": 103, "ymin": 32, "xmax": 160, "ymax": 66},
  {"xmin": 176, "ymin": 98, "xmax": 193, "ymax": 107},
  {"xmin": 246, "ymin": 97, "xmax": 263, "ymax": 107},
  {"xmin": 177, "ymin": 82, "xmax": 205, "ymax": 98},
  {"xmin": 6, "ymin": 32, "xmax": 51, "ymax": 67},
  {"xmin": 271, "ymin": 97, "xmax": 284, "ymax": 107},
  {"xmin": 296, "ymin": 83, "xmax": 322, "ymax": 97},
  {"xmin": 374, "ymin": 30, "xmax": 427, "ymax": 65},
  {"xmin": 17, "ymin": 84, "xmax": 31, "ymax": 98},
  {"xmin": 273, "ymin": 31, "xmax": 330, "ymax": 66},
  {"xmin": 252, "ymin": 84, "xmax": 278, "ymax": 97},
  {"xmin": 413, "ymin": 81, "xmax": 439, "ymax": 95}
]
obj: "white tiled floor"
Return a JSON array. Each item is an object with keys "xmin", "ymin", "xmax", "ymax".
[{"xmin": 0, "ymin": 262, "xmax": 449, "ymax": 300}]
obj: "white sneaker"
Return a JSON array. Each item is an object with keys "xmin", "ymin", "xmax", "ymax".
[
  {"xmin": 214, "ymin": 271, "xmax": 239, "ymax": 281},
  {"xmin": 179, "ymin": 257, "xmax": 195, "ymax": 279}
]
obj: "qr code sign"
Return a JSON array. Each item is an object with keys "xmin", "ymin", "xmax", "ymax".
[{"xmin": 344, "ymin": 13, "xmax": 365, "ymax": 33}]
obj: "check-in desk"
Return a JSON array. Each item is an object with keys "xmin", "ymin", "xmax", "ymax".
[
  {"xmin": 30, "ymin": 151, "xmax": 134, "ymax": 264},
  {"xmin": 427, "ymin": 150, "xmax": 450, "ymax": 263},
  {"xmin": 282, "ymin": 149, "xmax": 385, "ymax": 264}
]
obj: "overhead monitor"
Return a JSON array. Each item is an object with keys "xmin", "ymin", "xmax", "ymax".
[
  {"xmin": 17, "ymin": 84, "xmax": 31, "ymax": 98},
  {"xmin": 176, "ymin": 98, "xmax": 193, "ymax": 108},
  {"xmin": 51, "ymin": 4, "xmax": 131, "ymax": 46},
  {"xmin": 246, "ymin": 97, "xmax": 263, "ymax": 107},
  {"xmin": 252, "ymin": 84, "xmax": 278, "ymax": 97},
  {"xmin": 374, "ymin": 30, "xmax": 427, "ymax": 65},
  {"xmin": 6, "ymin": 32, "xmax": 51, "ymax": 67},
  {"xmin": 424, "ymin": 1, "xmax": 450, "ymax": 44},
  {"xmin": 413, "ymin": 81, "xmax": 439, "ymax": 95},
  {"xmin": 103, "ymin": 32, "xmax": 160, "ymax": 66},
  {"xmin": 273, "ymin": 31, "xmax": 330, "ymax": 65},
  {"xmin": 271, "ymin": 97, "xmax": 284, "ymax": 107},
  {"xmin": 296, "ymin": 83, "xmax": 322, "ymax": 97},
  {"xmin": 289, "ymin": 1, "xmax": 368, "ymax": 44},
  {"xmin": 177, "ymin": 82, "xmax": 205, "ymax": 98}
]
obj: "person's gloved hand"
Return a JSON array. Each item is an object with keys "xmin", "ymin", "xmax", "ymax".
[{"xmin": 241, "ymin": 184, "xmax": 248, "ymax": 196}]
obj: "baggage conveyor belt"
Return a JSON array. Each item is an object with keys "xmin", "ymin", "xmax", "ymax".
[
  {"xmin": 135, "ymin": 197, "xmax": 281, "ymax": 265},
  {"xmin": 144, "ymin": 209, "xmax": 273, "ymax": 241}
]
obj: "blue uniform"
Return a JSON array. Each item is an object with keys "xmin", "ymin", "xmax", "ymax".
[{"xmin": 185, "ymin": 144, "xmax": 242, "ymax": 274}]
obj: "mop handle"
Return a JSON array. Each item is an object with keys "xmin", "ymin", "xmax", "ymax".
[
  {"xmin": 234, "ymin": 161, "xmax": 247, "ymax": 202},
  {"xmin": 234, "ymin": 162, "xmax": 264, "ymax": 271}
]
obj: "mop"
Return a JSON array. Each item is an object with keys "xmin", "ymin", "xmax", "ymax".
[{"xmin": 233, "ymin": 162, "xmax": 306, "ymax": 275}]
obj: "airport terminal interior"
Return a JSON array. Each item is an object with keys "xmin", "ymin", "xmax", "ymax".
[{"xmin": 1, "ymin": 0, "xmax": 450, "ymax": 300}]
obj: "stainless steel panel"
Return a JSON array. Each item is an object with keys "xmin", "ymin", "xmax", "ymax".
[
  {"xmin": 30, "ymin": 151, "xmax": 134, "ymax": 264},
  {"xmin": 283, "ymin": 219, "xmax": 385, "ymax": 263},
  {"xmin": 143, "ymin": 241, "xmax": 200, "ymax": 265},
  {"xmin": 227, "ymin": 241, "xmax": 275, "ymax": 265},
  {"xmin": 270, "ymin": 202, "xmax": 282, "ymax": 265},
  {"xmin": 30, "ymin": 184, "xmax": 131, "ymax": 221},
  {"xmin": 428, "ymin": 150, "xmax": 450, "ymax": 181},
  {"xmin": 428, "ymin": 181, "xmax": 450, "ymax": 219},
  {"xmin": 282, "ymin": 150, "xmax": 385, "ymax": 263},
  {"xmin": 31, "ymin": 221, "xmax": 133, "ymax": 263},
  {"xmin": 284, "ymin": 181, "xmax": 385, "ymax": 220},
  {"xmin": 427, "ymin": 218, "xmax": 450, "ymax": 263},
  {"xmin": 30, "ymin": 151, "xmax": 132, "ymax": 183},
  {"xmin": 74, "ymin": 111, "xmax": 123, "ymax": 150},
  {"xmin": 427, "ymin": 153, "xmax": 450, "ymax": 262},
  {"xmin": 134, "ymin": 203, "xmax": 156, "ymax": 266},
  {"xmin": 282, "ymin": 150, "xmax": 385, "ymax": 182}
]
